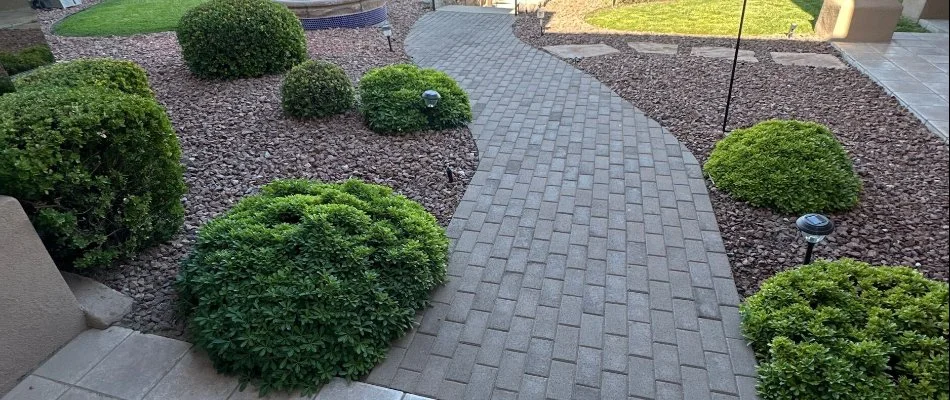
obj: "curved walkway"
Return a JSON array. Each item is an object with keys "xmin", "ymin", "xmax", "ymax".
[{"xmin": 365, "ymin": 9, "xmax": 759, "ymax": 400}]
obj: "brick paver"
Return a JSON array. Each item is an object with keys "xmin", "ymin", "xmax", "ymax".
[{"xmin": 364, "ymin": 9, "xmax": 759, "ymax": 400}]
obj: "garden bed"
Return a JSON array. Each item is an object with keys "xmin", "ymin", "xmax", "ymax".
[
  {"xmin": 37, "ymin": 0, "xmax": 477, "ymax": 338},
  {"xmin": 515, "ymin": 11, "xmax": 949, "ymax": 297}
]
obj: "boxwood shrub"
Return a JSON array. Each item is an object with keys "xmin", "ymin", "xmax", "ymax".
[
  {"xmin": 742, "ymin": 259, "xmax": 949, "ymax": 400},
  {"xmin": 281, "ymin": 60, "xmax": 354, "ymax": 118},
  {"xmin": 176, "ymin": 179, "xmax": 448, "ymax": 394},
  {"xmin": 14, "ymin": 58, "xmax": 153, "ymax": 97},
  {"xmin": 703, "ymin": 120, "xmax": 861, "ymax": 214},
  {"xmin": 359, "ymin": 64, "xmax": 472, "ymax": 134},
  {"xmin": 0, "ymin": 65, "xmax": 13, "ymax": 95},
  {"xmin": 0, "ymin": 44, "xmax": 55, "ymax": 75},
  {"xmin": 0, "ymin": 88, "xmax": 186, "ymax": 269},
  {"xmin": 177, "ymin": 0, "xmax": 307, "ymax": 79}
]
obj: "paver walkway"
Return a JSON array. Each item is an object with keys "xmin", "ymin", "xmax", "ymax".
[{"xmin": 364, "ymin": 9, "xmax": 759, "ymax": 400}]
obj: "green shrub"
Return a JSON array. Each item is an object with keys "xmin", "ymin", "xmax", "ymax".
[
  {"xmin": 703, "ymin": 120, "xmax": 861, "ymax": 214},
  {"xmin": 359, "ymin": 64, "xmax": 472, "ymax": 134},
  {"xmin": 176, "ymin": 179, "xmax": 448, "ymax": 394},
  {"xmin": 0, "ymin": 66, "xmax": 13, "ymax": 95},
  {"xmin": 742, "ymin": 259, "xmax": 949, "ymax": 400},
  {"xmin": 0, "ymin": 88, "xmax": 186, "ymax": 269},
  {"xmin": 0, "ymin": 44, "xmax": 55, "ymax": 75},
  {"xmin": 14, "ymin": 58, "xmax": 153, "ymax": 97},
  {"xmin": 281, "ymin": 60, "xmax": 354, "ymax": 118},
  {"xmin": 177, "ymin": 0, "xmax": 307, "ymax": 79}
]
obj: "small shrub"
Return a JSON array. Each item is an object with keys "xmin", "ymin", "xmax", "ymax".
[
  {"xmin": 742, "ymin": 259, "xmax": 949, "ymax": 400},
  {"xmin": 0, "ymin": 44, "xmax": 55, "ymax": 75},
  {"xmin": 281, "ymin": 60, "xmax": 354, "ymax": 118},
  {"xmin": 359, "ymin": 64, "xmax": 472, "ymax": 134},
  {"xmin": 177, "ymin": 179, "xmax": 448, "ymax": 394},
  {"xmin": 14, "ymin": 58, "xmax": 153, "ymax": 97},
  {"xmin": 0, "ymin": 65, "xmax": 13, "ymax": 95},
  {"xmin": 177, "ymin": 0, "xmax": 307, "ymax": 79},
  {"xmin": 703, "ymin": 120, "xmax": 861, "ymax": 214},
  {"xmin": 0, "ymin": 87, "xmax": 186, "ymax": 269}
]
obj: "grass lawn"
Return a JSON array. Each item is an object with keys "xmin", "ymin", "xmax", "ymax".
[
  {"xmin": 54, "ymin": 0, "xmax": 207, "ymax": 36},
  {"xmin": 585, "ymin": 0, "xmax": 927, "ymax": 37}
]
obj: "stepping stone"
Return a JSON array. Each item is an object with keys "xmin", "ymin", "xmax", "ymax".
[
  {"xmin": 543, "ymin": 43, "xmax": 619, "ymax": 59},
  {"xmin": 63, "ymin": 272, "xmax": 133, "ymax": 329},
  {"xmin": 691, "ymin": 46, "xmax": 758, "ymax": 62},
  {"xmin": 628, "ymin": 42, "xmax": 679, "ymax": 55},
  {"xmin": 770, "ymin": 52, "xmax": 847, "ymax": 68}
]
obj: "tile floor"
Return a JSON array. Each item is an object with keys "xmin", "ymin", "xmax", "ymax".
[{"xmin": 834, "ymin": 32, "xmax": 950, "ymax": 141}]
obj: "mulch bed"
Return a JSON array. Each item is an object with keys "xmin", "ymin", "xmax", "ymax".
[
  {"xmin": 37, "ymin": 0, "xmax": 476, "ymax": 338},
  {"xmin": 515, "ymin": 3, "xmax": 949, "ymax": 297}
]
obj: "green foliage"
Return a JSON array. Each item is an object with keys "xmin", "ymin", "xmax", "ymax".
[
  {"xmin": 281, "ymin": 60, "xmax": 354, "ymax": 119},
  {"xmin": 176, "ymin": 179, "xmax": 448, "ymax": 394},
  {"xmin": 742, "ymin": 259, "xmax": 950, "ymax": 400},
  {"xmin": 14, "ymin": 58, "xmax": 154, "ymax": 97},
  {"xmin": 359, "ymin": 64, "xmax": 472, "ymax": 134},
  {"xmin": 703, "ymin": 120, "xmax": 861, "ymax": 214},
  {"xmin": 0, "ymin": 88, "xmax": 186, "ymax": 269},
  {"xmin": 0, "ymin": 66, "xmax": 13, "ymax": 95},
  {"xmin": 0, "ymin": 45, "xmax": 55, "ymax": 75},
  {"xmin": 177, "ymin": 0, "xmax": 307, "ymax": 79}
]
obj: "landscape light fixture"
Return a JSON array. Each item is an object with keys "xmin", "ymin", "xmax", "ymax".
[
  {"xmin": 720, "ymin": 0, "xmax": 750, "ymax": 133},
  {"xmin": 422, "ymin": 90, "xmax": 441, "ymax": 108},
  {"xmin": 537, "ymin": 7, "xmax": 545, "ymax": 36},
  {"xmin": 796, "ymin": 213, "xmax": 834, "ymax": 265},
  {"xmin": 382, "ymin": 25, "xmax": 393, "ymax": 52},
  {"xmin": 787, "ymin": 23, "xmax": 798, "ymax": 38}
]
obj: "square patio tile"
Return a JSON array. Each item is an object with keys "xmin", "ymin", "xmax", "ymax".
[
  {"xmin": 143, "ymin": 350, "xmax": 238, "ymax": 400},
  {"xmin": 33, "ymin": 326, "xmax": 133, "ymax": 384},
  {"xmin": 690, "ymin": 47, "xmax": 757, "ymax": 62},
  {"xmin": 59, "ymin": 387, "xmax": 117, "ymax": 400},
  {"xmin": 314, "ymin": 378, "xmax": 403, "ymax": 400},
  {"xmin": 76, "ymin": 332, "xmax": 192, "ymax": 400},
  {"xmin": 542, "ymin": 44, "xmax": 619, "ymax": 59},
  {"xmin": 628, "ymin": 42, "xmax": 678, "ymax": 55},
  {"xmin": 1, "ymin": 376, "xmax": 68, "ymax": 400},
  {"xmin": 770, "ymin": 52, "xmax": 846, "ymax": 68}
]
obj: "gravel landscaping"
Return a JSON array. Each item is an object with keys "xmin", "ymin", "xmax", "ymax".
[
  {"xmin": 517, "ymin": 4, "xmax": 949, "ymax": 296},
  {"xmin": 37, "ymin": 0, "xmax": 477, "ymax": 338}
]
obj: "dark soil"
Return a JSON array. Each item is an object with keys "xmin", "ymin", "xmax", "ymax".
[
  {"xmin": 37, "ymin": 0, "xmax": 476, "ymax": 338},
  {"xmin": 515, "ymin": 8, "xmax": 950, "ymax": 296}
]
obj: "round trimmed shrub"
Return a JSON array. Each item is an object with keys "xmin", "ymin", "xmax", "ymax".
[
  {"xmin": 0, "ymin": 44, "xmax": 55, "ymax": 75},
  {"xmin": 14, "ymin": 58, "xmax": 153, "ymax": 97},
  {"xmin": 281, "ymin": 60, "xmax": 354, "ymax": 118},
  {"xmin": 703, "ymin": 120, "xmax": 861, "ymax": 214},
  {"xmin": 0, "ymin": 87, "xmax": 186, "ymax": 270},
  {"xmin": 176, "ymin": 179, "xmax": 448, "ymax": 394},
  {"xmin": 0, "ymin": 65, "xmax": 13, "ymax": 95},
  {"xmin": 359, "ymin": 64, "xmax": 472, "ymax": 134},
  {"xmin": 177, "ymin": 0, "xmax": 307, "ymax": 79},
  {"xmin": 742, "ymin": 259, "xmax": 949, "ymax": 400}
]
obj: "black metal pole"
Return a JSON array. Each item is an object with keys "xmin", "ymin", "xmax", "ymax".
[
  {"xmin": 721, "ymin": 0, "xmax": 749, "ymax": 133},
  {"xmin": 431, "ymin": 0, "xmax": 436, "ymax": 10},
  {"xmin": 803, "ymin": 242, "xmax": 815, "ymax": 264},
  {"xmin": 513, "ymin": 0, "xmax": 517, "ymax": 14},
  {"xmin": 387, "ymin": 36, "xmax": 393, "ymax": 52}
]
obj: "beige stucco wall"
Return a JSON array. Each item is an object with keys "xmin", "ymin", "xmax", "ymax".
[
  {"xmin": 0, "ymin": 196, "xmax": 86, "ymax": 395},
  {"xmin": 816, "ymin": 0, "xmax": 902, "ymax": 42}
]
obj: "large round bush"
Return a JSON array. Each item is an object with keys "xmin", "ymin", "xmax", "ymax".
[
  {"xmin": 359, "ymin": 64, "xmax": 472, "ymax": 134},
  {"xmin": 0, "ymin": 88, "xmax": 186, "ymax": 269},
  {"xmin": 177, "ymin": 0, "xmax": 307, "ymax": 79},
  {"xmin": 703, "ymin": 120, "xmax": 861, "ymax": 214},
  {"xmin": 742, "ymin": 259, "xmax": 949, "ymax": 400},
  {"xmin": 281, "ymin": 60, "xmax": 354, "ymax": 118},
  {"xmin": 176, "ymin": 179, "xmax": 448, "ymax": 393},
  {"xmin": 0, "ymin": 44, "xmax": 55, "ymax": 75},
  {"xmin": 14, "ymin": 58, "xmax": 153, "ymax": 97}
]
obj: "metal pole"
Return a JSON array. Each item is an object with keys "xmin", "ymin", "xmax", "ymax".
[
  {"xmin": 387, "ymin": 36, "xmax": 393, "ymax": 52},
  {"xmin": 721, "ymin": 0, "xmax": 749, "ymax": 133},
  {"xmin": 431, "ymin": 0, "xmax": 436, "ymax": 10},
  {"xmin": 803, "ymin": 242, "xmax": 815, "ymax": 264}
]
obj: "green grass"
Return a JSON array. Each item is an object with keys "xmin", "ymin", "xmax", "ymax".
[
  {"xmin": 585, "ymin": 0, "xmax": 826, "ymax": 37},
  {"xmin": 896, "ymin": 16, "xmax": 929, "ymax": 32},
  {"xmin": 54, "ymin": 0, "xmax": 207, "ymax": 36}
]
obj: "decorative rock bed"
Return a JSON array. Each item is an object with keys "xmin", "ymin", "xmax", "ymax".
[{"xmin": 275, "ymin": 0, "xmax": 388, "ymax": 29}]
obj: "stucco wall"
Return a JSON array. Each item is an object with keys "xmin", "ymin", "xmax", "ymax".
[{"xmin": 0, "ymin": 196, "xmax": 86, "ymax": 395}]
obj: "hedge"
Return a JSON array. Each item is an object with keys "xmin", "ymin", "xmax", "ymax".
[
  {"xmin": 0, "ymin": 44, "xmax": 55, "ymax": 75},
  {"xmin": 281, "ymin": 60, "xmax": 354, "ymax": 118},
  {"xmin": 14, "ymin": 58, "xmax": 153, "ymax": 97},
  {"xmin": 359, "ymin": 64, "xmax": 472, "ymax": 134}
]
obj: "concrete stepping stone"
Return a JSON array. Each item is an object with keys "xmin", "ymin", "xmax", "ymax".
[
  {"xmin": 770, "ymin": 52, "xmax": 846, "ymax": 68},
  {"xmin": 542, "ymin": 43, "xmax": 619, "ymax": 59},
  {"xmin": 691, "ymin": 46, "xmax": 758, "ymax": 62},
  {"xmin": 628, "ymin": 42, "xmax": 679, "ymax": 55},
  {"xmin": 63, "ymin": 272, "xmax": 133, "ymax": 329}
]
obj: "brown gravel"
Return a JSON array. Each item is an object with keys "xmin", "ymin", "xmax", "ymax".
[
  {"xmin": 516, "ymin": 5, "xmax": 950, "ymax": 296},
  {"xmin": 38, "ymin": 0, "xmax": 475, "ymax": 338}
]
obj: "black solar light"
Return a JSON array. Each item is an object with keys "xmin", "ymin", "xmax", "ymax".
[
  {"xmin": 796, "ymin": 213, "xmax": 834, "ymax": 264},
  {"xmin": 537, "ymin": 7, "xmax": 545, "ymax": 36},
  {"xmin": 422, "ymin": 90, "xmax": 441, "ymax": 108},
  {"xmin": 382, "ymin": 25, "xmax": 393, "ymax": 52}
]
